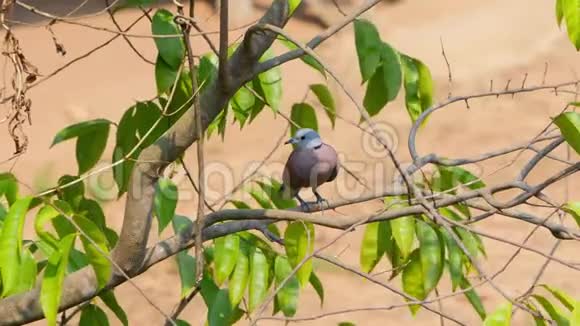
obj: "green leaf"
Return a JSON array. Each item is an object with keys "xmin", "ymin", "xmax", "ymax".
[
  {"xmin": 152, "ymin": 9, "xmax": 184, "ymax": 68},
  {"xmin": 0, "ymin": 202, "xmax": 5, "ymax": 218},
  {"xmin": 256, "ymin": 179, "xmax": 296, "ymax": 209},
  {"xmin": 354, "ymin": 19, "xmax": 382, "ymax": 82},
  {"xmin": 208, "ymin": 289, "xmax": 232, "ymax": 326},
  {"xmin": 228, "ymin": 241, "xmax": 250, "ymax": 307},
  {"xmin": 76, "ymin": 123, "xmax": 110, "ymax": 174},
  {"xmin": 12, "ymin": 247, "xmax": 37, "ymax": 295},
  {"xmin": 442, "ymin": 228, "xmax": 463, "ymax": 291},
  {"xmin": 155, "ymin": 54, "xmax": 178, "ymax": 94},
  {"xmin": 284, "ymin": 222, "xmax": 315, "ymax": 287},
  {"xmin": 248, "ymin": 79, "xmax": 267, "ymax": 122},
  {"xmin": 175, "ymin": 319, "xmax": 191, "ymax": 326},
  {"xmin": 0, "ymin": 196, "xmax": 32, "ymax": 296},
  {"xmin": 197, "ymin": 53, "xmax": 218, "ymax": 92},
  {"xmin": 401, "ymin": 250, "xmax": 425, "ymax": 315},
  {"xmin": 401, "ymin": 54, "xmax": 421, "ymax": 122},
  {"xmin": 390, "ymin": 215, "xmax": 415, "ymax": 260},
  {"xmin": 229, "ymin": 307, "xmax": 245, "ymax": 325},
  {"xmin": 258, "ymin": 48, "xmax": 283, "ymax": 112},
  {"xmin": 51, "ymin": 119, "xmax": 111, "ymax": 175},
  {"xmin": 172, "ymin": 215, "xmax": 193, "ymax": 234},
  {"xmin": 554, "ymin": 112, "xmax": 580, "ymax": 154},
  {"xmin": 68, "ymin": 248, "xmax": 90, "ymax": 273},
  {"xmin": 564, "ymin": 202, "xmax": 580, "ymax": 227},
  {"xmin": 440, "ymin": 208, "xmax": 486, "ymax": 264},
  {"xmin": 533, "ymin": 294, "xmax": 570, "ymax": 326},
  {"xmin": 200, "ymin": 273, "xmax": 220, "ymax": 307},
  {"xmin": 171, "ymin": 216, "xmax": 196, "ymax": 298},
  {"xmin": 526, "ymin": 302, "xmax": 548, "ymax": 326},
  {"xmin": 571, "ymin": 300, "xmax": 580, "ymax": 325},
  {"xmin": 162, "ymin": 69, "xmax": 194, "ymax": 114},
  {"xmin": 379, "ymin": 43, "xmax": 402, "ymax": 102},
  {"xmin": 51, "ymin": 119, "xmax": 110, "ymax": 147},
  {"xmin": 229, "ymin": 200, "xmax": 251, "ymax": 209},
  {"xmin": 362, "ymin": 64, "xmax": 388, "ymax": 117},
  {"xmin": 437, "ymin": 166, "xmax": 485, "ymax": 192},
  {"xmin": 104, "ymin": 228, "xmax": 119, "ymax": 248},
  {"xmin": 338, "ymin": 323, "xmax": 356, "ymax": 326},
  {"xmin": 279, "ymin": 38, "xmax": 326, "ymax": 77},
  {"xmin": 73, "ymin": 214, "xmax": 112, "ymax": 289},
  {"xmin": 248, "ymin": 247, "xmax": 269, "ymax": 312},
  {"xmin": 441, "ymin": 208, "xmax": 484, "ymax": 260},
  {"xmin": 557, "ymin": 0, "xmax": 565, "ymax": 26},
  {"xmin": 416, "ymin": 220, "xmax": 444, "ymax": 294},
  {"xmin": 416, "ymin": 57, "xmax": 434, "ymax": 113},
  {"xmin": 231, "ymin": 83, "xmax": 255, "ymax": 127},
  {"xmin": 483, "ymin": 302, "xmax": 512, "ymax": 326},
  {"xmin": 274, "ymin": 256, "xmax": 300, "ymax": 317},
  {"xmin": 34, "ymin": 205, "xmax": 61, "ymax": 251},
  {"xmin": 362, "ymin": 43, "xmax": 402, "ymax": 117},
  {"xmin": 309, "ymin": 271, "xmax": 324, "ymax": 306},
  {"xmin": 78, "ymin": 199, "xmax": 106, "ymax": 231},
  {"xmin": 56, "ymin": 175, "xmax": 84, "ymax": 210},
  {"xmin": 288, "ymin": 0, "xmax": 302, "ymax": 15},
  {"xmin": 290, "ymin": 103, "xmax": 319, "ymax": 136},
  {"xmin": 79, "ymin": 304, "xmax": 110, "ymax": 326},
  {"xmin": 0, "ymin": 173, "xmax": 18, "ymax": 205},
  {"xmin": 540, "ymin": 284, "xmax": 575, "ymax": 311},
  {"xmin": 41, "ymin": 233, "xmax": 76, "ymax": 326},
  {"xmin": 176, "ymin": 251, "xmax": 196, "ymax": 298},
  {"xmin": 561, "ymin": 0, "xmax": 580, "ymax": 50},
  {"xmin": 310, "ymin": 84, "xmax": 336, "ymax": 128},
  {"xmin": 214, "ymin": 234, "xmax": 240, "ymax": 285},
  {"xmin": 360, "ymin": 222, "xmax": 385, "ymax": 273},
  {"xmin": 154, "ymin": 177, "xmax": 178, "ymax": 234},
  {"xmin": 400, "ymin": 55, "xmax": 434, "ymax": 123},
  {"xmin": 206, "ymin": 105, "xmax": 228, "ymax": 140},
  {"xmin": 99, "ymin": 290, "xmax": 129, "ymax": 326},
  {"xmin": 249, "ymin": 188, "xmax": 273, "ymax": 209},
  {"xmin": 113, "ymin": 102, "xmax": 174, "ymax": 195},
  {"xmin": 52, "ymin": 216, "xmax": 76, "ymax": 240},
  {"xmin": 239, "ymin": 232, "xmax": 275, "ymax": 257},
  {"xmin": 370, "ymin": 212, "xmax": 403, "ymax": 279},
  {"xmin": 460, "ymin": 276, "xmax": 486, "ymax": 320}
]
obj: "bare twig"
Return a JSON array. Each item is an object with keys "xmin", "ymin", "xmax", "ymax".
[{"xmin": 440, "ymin": 37, "xmax": 453, "ymax": 98}]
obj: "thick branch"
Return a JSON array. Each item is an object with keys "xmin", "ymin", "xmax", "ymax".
[
  {"xmin": 112, "ymin": 0, "xmax": 291, "ymax": 274},
  {"xmin": 0, "ymin": 1, "xmax": 293, "ymax": 324},
  {"xmin": 3, "ymin": 169, "xmax": 580, "ymax": 324}
]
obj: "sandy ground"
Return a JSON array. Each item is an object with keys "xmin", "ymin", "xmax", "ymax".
[{"xmin": 1, "ymin": 0, "xmax": 580, "ymax": 325}]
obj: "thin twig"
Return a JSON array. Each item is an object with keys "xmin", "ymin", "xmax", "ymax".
[{"xmin": 440, "ymin": 37, "xmax": 453, "ymax": 98}]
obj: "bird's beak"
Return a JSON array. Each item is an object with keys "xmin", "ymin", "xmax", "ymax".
[{"xmin": 285, "ymin": 138, "xmax": 297, "ymax": 145}]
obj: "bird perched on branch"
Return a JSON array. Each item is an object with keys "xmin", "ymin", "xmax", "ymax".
[{"xmin": 281, "ymin": 128, "xmax": 339, "ymax": 210}]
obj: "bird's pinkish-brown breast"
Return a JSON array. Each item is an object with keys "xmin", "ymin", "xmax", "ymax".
[{"xmin": 283, "ymin": 143, "xmax": 339, "ymax": 190}]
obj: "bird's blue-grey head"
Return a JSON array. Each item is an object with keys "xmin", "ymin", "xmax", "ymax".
[{"xmin": 285, "ymin": 128, "xmax": 322, "ymax": 149}]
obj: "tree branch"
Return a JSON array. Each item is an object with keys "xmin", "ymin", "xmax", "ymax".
[{"xmin": 111, "ymin": 0, "xmax": 292, "ymax": 275}]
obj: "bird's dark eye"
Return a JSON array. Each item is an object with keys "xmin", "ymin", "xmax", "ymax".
[{"xmin": 301, "ymin": 136, "xmax": 305, "ymax": 140}]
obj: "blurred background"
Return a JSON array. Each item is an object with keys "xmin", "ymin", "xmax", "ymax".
[{"xmin": 2, "ymin": 0, "xmax": 579, "ymax": 324}]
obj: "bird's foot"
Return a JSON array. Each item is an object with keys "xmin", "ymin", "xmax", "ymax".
[
  {"xmin": 313, "ymin": 191, "xmax": 329, "ymax": 209},
  {"xmin": 299, "ymin": 201, "xmax": 312, "ymax": 212},
  {"xmin": 316, "ymin": 198, "xmax": 330, "ymax": 209},
  {"xmin": 296, "ymin": 195, "xmax": 311, "ymax": 212}
]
